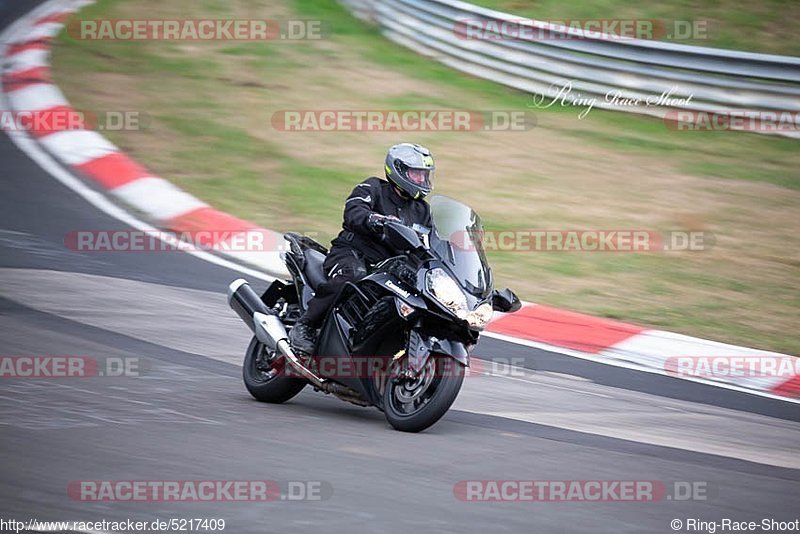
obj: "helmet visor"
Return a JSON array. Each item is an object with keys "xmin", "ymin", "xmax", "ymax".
[{"xmin": 406, "ymin": 167, "xmax": 433, "ymax": 187}]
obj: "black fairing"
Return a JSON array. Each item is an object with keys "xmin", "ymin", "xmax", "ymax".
[
  {"xmin": 312, "ymin": 274, "xmax": 474, "ymax": 407},
  {"xmin": 314, "ymin": 282, "xmax": 403, "ymax": 406}
]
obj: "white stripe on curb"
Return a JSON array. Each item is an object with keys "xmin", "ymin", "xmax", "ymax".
[
  {"xmin": 5, "ymin": 83, "xmax": 67, "ymax": 110},
  {"xmin": 483, "ymin": 330, "xmax": 800, "ymax": 404},
  {"xmin": 601, "ymin": 330, "xmax": 792, "ymax": 392},
  {"xmin": 4, "ymin": 48, "xmax": 50, "ymax": 73},
  {"xmin": 111, "ymin": 177, "xmax": 209, "ymax": 221},
  {"xmin": 8, "ymin": 21, "xmax": 64, "ymax": 42},
  {"xmin": 38, "ymin": 128, "xmax": 117, "ymax": 165}
]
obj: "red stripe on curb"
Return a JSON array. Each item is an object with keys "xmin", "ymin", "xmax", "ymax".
[
  {"xmin": 16, "ymin": 105, "xmax": 85, "ymax": 137},
  {"xmin": 75, "ymin": 153, "xmax": 150, "ymax": 189},
  {"xmin": 166, "ymin": 208, "xmax": 264, "ymax": 246},
  {"xmin": 770, "ymin": 375, "xmax": 800, "ymax": 398},
  {"xmin": 2, "ymin": 66, "xmax": 51, "ymax": 92},
  {"xmin": 3, "ymin": 79, "xmax": 49, "ymax": 92},
  {"xmin": 488, "ymin": 304, "xmax": 644, "ymax": 353},
  {"xmin": 6, "ymin": 41, "xmax": 48, "ymax": 56},
  {"xmin": 165, "ymin": 208, "xmax": 282, "ymax": 251}
]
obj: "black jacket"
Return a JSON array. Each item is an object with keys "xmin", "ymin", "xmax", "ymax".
[{"xmin": 331, "ymin": 177, "xmax": 432, "ymax": 263}]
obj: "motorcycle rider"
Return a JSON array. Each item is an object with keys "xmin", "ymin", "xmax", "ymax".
[{"xmin": 288, "ymin": 143, "xmax": 436, "ymax": 356}]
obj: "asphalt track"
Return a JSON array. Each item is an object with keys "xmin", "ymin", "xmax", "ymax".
[{"xmin": 1, "ymin": 2, "xmax": 799, "ymax": 533}]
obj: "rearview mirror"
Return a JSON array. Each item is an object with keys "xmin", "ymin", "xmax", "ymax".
[
  {"xmin": 492, "ymin": 288, "xmax": 521, "ymax": 312},
  {"xmin": 384, "ymin": 222, "xmax": 423, "ymax": 251}
]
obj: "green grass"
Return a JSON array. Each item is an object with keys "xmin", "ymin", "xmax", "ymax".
[{"xmin": 278, "ymin": 164, "xmax": 361, "ymax": 225}]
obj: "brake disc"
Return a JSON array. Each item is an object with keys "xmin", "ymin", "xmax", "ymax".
[{"xmin": 394, "ymin": 357, "xmax": 436, "ymax": 403}]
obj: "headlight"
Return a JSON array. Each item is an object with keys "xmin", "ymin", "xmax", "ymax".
[
  {"xmin": 466, "ymin": 302, "xmax": 494, "ymax": 330},
  {"xmin": 426, "ymin": 268, "xmax": 467, "ymax": 319}
]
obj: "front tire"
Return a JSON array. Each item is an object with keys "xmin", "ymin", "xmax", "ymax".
[
  {"xmin": 242, "ymin": 337, "xmax": 306, "ymax": 403},
  {"xmin": 383, "ymin": 355, "xmax": 464, "ymax": 432}
]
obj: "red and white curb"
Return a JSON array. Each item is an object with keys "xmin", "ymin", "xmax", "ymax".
[
  {"xmin": 486, "ymin": 304, "xmax": 799, "ymax": 400},
  {"xmin": 1, "ymin": 0, "xmax": 289, "ymax": 277},
  {"xmin": 2, "ymin": 0, "xmax": 797, "ymax": 402}
]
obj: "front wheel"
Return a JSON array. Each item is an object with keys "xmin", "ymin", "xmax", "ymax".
[
  {"xmin": 242, "ymin": 337, "xmax": 306, "ymax": 403},
  {"xmin": 383, "ymin": 355, "xmax": 464, "ymax": 433}
]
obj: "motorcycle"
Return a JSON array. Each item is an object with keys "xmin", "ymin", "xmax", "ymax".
[{"xmin": 227, "ymin": 195, "xmax": 521, "ymax": 432}]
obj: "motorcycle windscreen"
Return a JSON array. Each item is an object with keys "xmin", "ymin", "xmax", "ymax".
[{"xmin": 429, "ymin": 195, "xmax": 492, "ymax": 298}]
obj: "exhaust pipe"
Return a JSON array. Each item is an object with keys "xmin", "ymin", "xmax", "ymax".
[
  {"xmin": 227, "ymin": 279, "xmax": 324, "ymax": 387},
  {"xmin": 227, "ymin": 278, "xmax": 270, "ymax": 332}
]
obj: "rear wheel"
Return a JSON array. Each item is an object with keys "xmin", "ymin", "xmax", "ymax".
[
  {"xmin": 383, "ymin": 355, "xmax": 464, "ymax": 432},
  {"xmin": 242, "ymin": 337, "xmax": 306, "ymax": 403}
]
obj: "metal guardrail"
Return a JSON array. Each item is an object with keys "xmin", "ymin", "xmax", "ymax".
[{"xmin": 340, "ymin": 0, "xmax": 800, "ymax": 137}]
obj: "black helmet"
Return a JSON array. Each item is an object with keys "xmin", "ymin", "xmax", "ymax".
[{"xmin": 385, "ymin": 143, "xmax": 435, "ymax": 199}]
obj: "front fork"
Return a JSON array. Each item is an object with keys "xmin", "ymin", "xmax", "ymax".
[{"xmin": 405, "ymin": 327, "xmax": 470, "ymax": 375}]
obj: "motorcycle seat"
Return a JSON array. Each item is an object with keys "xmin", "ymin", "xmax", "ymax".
[
  {"xmin": 284, "ymin": 232, "xmax": 329, "ymax": 291},
  {"xmin": 303, "ymin": 249, "xmax": 327, "ymax": 290}
]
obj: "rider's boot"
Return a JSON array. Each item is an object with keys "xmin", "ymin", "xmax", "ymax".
[{"xmin": 288, "ymin": 316, "xmax": 317, "ymax": 356}]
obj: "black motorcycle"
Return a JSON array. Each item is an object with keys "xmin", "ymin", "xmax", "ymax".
[{"xmin": 227, "ymin": 195, "xmax": 520, "ymax": 432}]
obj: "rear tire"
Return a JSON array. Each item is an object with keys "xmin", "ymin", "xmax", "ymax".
[
  {"xmin": 242, "ymin": 337, "xmax": 306, "ymax": 403},
  {"xmin": 383, "ymin": 355, "xmax": 464, "ymax": 433}
]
